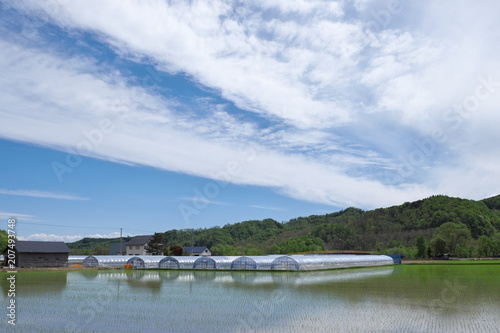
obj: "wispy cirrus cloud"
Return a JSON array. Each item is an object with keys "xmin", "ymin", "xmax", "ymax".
[
  {"xmin": 0, "ymin": 211, "xmax": 41, "ymax": 222},
  {"xmin": 0, "ymin": 188, "xmax": 88, "ymax": 201},
  {"xmin": 176, "ymin": 197, "xmax": 230, "ymax": 207},
  {"xmin": 0, "ymin": 5, "xmax": 431, "ymax": 210},
  {"xmin": 1, "ymin": 0, "xmax": 500, "ymax": 212},
  {"xmin": 19, "ymin": 231, "xmax": 128, "ymax": 242},
  {"xmin": 250, "ymin": 205, "xmax": 287, "ymax": 211}
]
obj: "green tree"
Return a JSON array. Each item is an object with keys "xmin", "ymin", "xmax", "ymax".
[
  {"xmin": 0, "ymin": 229, "xmax": 8, "ymax": 252},
  {"xmin": 275, "ymin": 235, "xmax": 323, "ymax": 254},
  {"xmin": 145, "ymin": 233, "xmax": 165, "ymax": 255},
  {"xmin": 433, "ymin": 222, "xmax": 471, "ymax": 254},
  {"xmin": 430, "ymin": 236, "xmax": 447, "ymax": 257},
  {"xmin": 491, "ymin": 233, "xmax": 500, "ymax": 256},
  {"xmin": 243, "ymin": 244, "xmax": 265, "ymax": 256},
  {"xmin": 478, "ymin": 235, "xmax": 492, "ymax": 257},
  {"xmin": 93, "ymin": 245, "xmax": 109, "ymax": 255},
  {"xmin": 416, "ymin": 235, "xmax": 428, "ymax": 258},
  {"xmin": 210, "ymin": 244, "xmax": 238, "ymax": 256},
  {"xmin": 312, "ymin": 223, "xmax": 357, "ymax": 250}
]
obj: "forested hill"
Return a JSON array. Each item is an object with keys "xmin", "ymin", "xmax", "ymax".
[
  {"xmin": 159, "ymin": 196, "xmax": 500, "ymax": 256},
  {"xmin": 67, "ymin": 236, "xmax": 131, "ymax": 255},
  {"xmin": 161, "ymin": 194, "xmax": 500, "ymax": 257},
  {"xmin": 66, "ymin": 194, "xmax": 500, "ymax": 258}
]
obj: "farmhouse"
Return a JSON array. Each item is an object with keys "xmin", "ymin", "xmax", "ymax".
[
  {"xmin": 125, "ymin": 235, "xmax": 153, "ymax": 256},
  {"xmin": 3, "ymin": 241, "xmax": 70, "ymax": 268},
  {"xmin": 183, "ymin": 246, "xmax": 211, "ymax": 256}
]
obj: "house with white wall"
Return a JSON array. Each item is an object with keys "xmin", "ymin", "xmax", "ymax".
[
  {"xmin": 125, "ymin": 235, "xmax": 153, "ymax": 256},
  {"xmin": 183, "ymin": 246, "xmax": 211, "ymax": 256}
]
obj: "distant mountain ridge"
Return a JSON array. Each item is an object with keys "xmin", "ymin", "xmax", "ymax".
[{"xmin": 66, "ymin": 194, "xmax": 500, "ymax": 257}]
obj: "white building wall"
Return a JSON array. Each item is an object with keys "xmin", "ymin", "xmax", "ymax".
[
  {"xmin": 126, "ymin": 244, "xmax": 150, "ymax": 256},
  {"xmin": 201, "ymin": 248, "xmax": 211, "ymax": 256}
]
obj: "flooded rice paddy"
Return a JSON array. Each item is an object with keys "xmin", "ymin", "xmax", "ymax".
[{"xmin": 1, "ymin": 264, "xmax": 499, "ymax": 332}]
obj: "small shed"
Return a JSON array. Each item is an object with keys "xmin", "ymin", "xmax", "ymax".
[
  {"xmin": 3, "ymin": 241, "xmax": 70, "ymax": 268},
  {"xmin": 183, "ymin": 246, "xmax": 211, "ymax": 256}
]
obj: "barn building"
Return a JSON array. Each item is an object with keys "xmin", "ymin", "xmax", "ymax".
[{"xmin": 3, "ymin": 241, "xmax": 70, "ymax": 268}]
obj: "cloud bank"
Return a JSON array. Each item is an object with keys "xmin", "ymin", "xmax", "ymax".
[{"xmin": 1, "ymin": 0, "xmax": 500, "ymax": 212}]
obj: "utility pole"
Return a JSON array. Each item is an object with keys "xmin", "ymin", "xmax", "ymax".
[
  {"xmin": 191, "ymin": 229, "xmax": 194, "ymax": 249},
  {"xmin": 119, "ymin": 228, "xmax": 123, "ymax": 255}
]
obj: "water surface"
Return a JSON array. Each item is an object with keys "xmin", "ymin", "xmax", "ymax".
[{"xmin": 1, "ymin": 265, "xmax": 499, "ymax": 332}]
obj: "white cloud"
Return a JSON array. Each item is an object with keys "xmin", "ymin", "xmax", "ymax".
[
  {"xmin": 0, "ymin": 36, "xmax": 425, "ymax": 209},
  {"xmin": 250, "ymin": 205, "xmax": 286, "ymax": 211},
  {"xmin": 176, "ymin": 197, "xmax": 230, "ymax": 207},
  {"xmin": 254, "ymin": 0, "xmax": 344, "ymax": 17},
  {"xmin": 19, "ymin": 231, "xmax": 128, "ymax": 242},
  {"xmin": 8, "ymin": 0, "xmax": 366, "ymax": 128},
  {"xmin": 0, "ymin": 211, "xmax": 41, "ymax": 222},
  {"xmin": 0, "ymin": 188, "xmax": 88, "ymax": 201},
  {"xmin": 1, "ymin": 0, "xmax": 500, "ymax": 211}
]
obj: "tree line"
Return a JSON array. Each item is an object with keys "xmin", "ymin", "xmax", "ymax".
[
  {"xmin": 58, "ymin": 194, "xmax": 500, "ymax": 258},
  {"xmin": 147, "ymin": 194, "xmax": 500, "ymax": 258}
]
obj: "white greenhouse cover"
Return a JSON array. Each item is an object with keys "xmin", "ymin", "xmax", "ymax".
[
  {"xmin": 159, "ymin": 256, "xmax": 199, "ymax": 269},
  {"xmin": 82, "ymin": 255, "xmax": 135, "ymax": 267},
  {"xmin": 68, "ymin": 255, "xmax": 88, "ymax": 264},
  {"xmin": 126, "ymin": 256, "xmax": 166, "ymax": 269},
  {"xmin": 83, "ymin": 254, "xmax": 394, "ymax": 271},
  {"xmin": 231, "ymin": 255, "xmax": 282, "ymax": 270},
  {"xmin": 271, "ymin": 254, "xmax": 394, "ymax": 271},
  {"xmin": 193, "ymin": 256, "xmax": 241, "ymax": 269}
]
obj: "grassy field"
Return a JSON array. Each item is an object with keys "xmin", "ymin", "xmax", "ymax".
[{"xmin": 403, "ymin": 259, "xmax": 500, "ymax": 265}]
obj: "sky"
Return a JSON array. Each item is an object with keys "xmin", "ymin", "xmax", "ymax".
[{"xmin": 1, "ymin": 0, "xmax": 500, "ymax": 242}]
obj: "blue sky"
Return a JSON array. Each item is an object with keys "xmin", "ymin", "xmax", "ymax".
[{"xmin": 1, "ymin": 1, "xmax": 500, "ymax": 242}]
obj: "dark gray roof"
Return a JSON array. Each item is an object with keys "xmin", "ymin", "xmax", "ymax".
[
  {"xmin": 184, "ymin": 246, "xmax": 209, "ymax": 253},
  {"xmin": 14, "ymin": 241, "xmax": 70, "ymax": 253},
  {"xmin": 109, "ymin": 242, "xmax": 126, "ymax": 255},
  {"xmin": 126, "ymin": 235, "xmax": 153, "ymax": 246}
]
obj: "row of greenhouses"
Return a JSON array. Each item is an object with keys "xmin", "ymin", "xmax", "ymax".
[{"xmin": 82, "ymin": 254, "xmax": 396, "ymax": 271}]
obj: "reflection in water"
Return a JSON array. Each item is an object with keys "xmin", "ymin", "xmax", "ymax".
[
  {"xmin": 1, "ymin": 265, "xmax": 499, "ymax": 333},
  {"xmin": 157, "ymin": 270, "xmax": 180, "ymax": 280},
  {"xmin": 60, "ymin": 267, "xmax": 394, "ymax": 300},
  {"xmin": 125, "ymin": 270, "xmax": 162, "ymax": 290},
  {"xmin": 71, "ymin": 270, "xmax": 164, "ymax": 291},
  {"xmin": 229, "ymin": 266, "xmax": 395, "ymax": 288},
  {"xmin": 118, "ymin": 266, "xmax": 394, "ymax": 289},
  {"xmin": 0, "ymin": 271, "xmax": 68, "ymax": 296}
]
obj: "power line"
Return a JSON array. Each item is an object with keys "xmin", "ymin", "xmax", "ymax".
[
  {"xmin": 13, "ymin": 221, "xmax": 157, "ymax": 234},
  {"xmin": 122, "ymin": 228, "xmax": 158, "ymax": 233},
  {"xmin": 16, "ymin": 221, "xmax": 115, "ymax": 230}
]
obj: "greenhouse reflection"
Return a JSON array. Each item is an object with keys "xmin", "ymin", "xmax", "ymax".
[{"xmin": 79, "ymin": 266, "xmax": 394, "ymax": 294}]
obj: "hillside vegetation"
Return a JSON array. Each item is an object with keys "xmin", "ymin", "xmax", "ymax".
[
  {"xmin": 67, "ymin": 236, "xmax": 132, "ymax": 255},
  {"xmin": 63, "ymin": 194, "xmax": 500, "ymax": 258}
]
